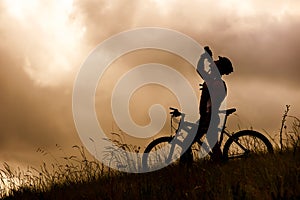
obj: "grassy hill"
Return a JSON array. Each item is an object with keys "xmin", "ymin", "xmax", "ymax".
[{"xmin": 1, "ymin": 148, "xmax": 299, "ymax": 200}]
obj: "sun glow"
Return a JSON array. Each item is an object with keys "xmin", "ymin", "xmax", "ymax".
[
  {"xmin": 3, "ymin": 0, "xmax": 86, "ymax": 86},
  {"xmin": 4, "ymin": 0, "xmax": 38, "ymax": 19}
]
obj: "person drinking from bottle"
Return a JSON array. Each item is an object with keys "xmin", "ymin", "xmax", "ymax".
[{"xmin": 181, "ymin": 46, "xmax": 234, "ymax": 164}]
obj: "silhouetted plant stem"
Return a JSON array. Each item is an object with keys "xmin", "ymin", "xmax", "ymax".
[{"xmin": 279, "ymin": 105, "xmax": 290, "ymax": 152}]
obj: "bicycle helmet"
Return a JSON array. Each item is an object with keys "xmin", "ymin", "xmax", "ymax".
[{"xmin": 216, "ymin": 56, "xmax": 233, "ymax": 75}]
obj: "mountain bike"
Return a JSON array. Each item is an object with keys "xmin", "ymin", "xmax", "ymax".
[{"xmin": 142, "ymin": 107, "xmax": 273, "ymax": 171}]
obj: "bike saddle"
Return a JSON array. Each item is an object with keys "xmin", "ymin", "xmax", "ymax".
[
  {"xmin": 226, "ymin": 108, "xmax": 236, "ymax": 116},
  {"xmin": 220, "ymin": 108, "xmax": 236, "ymax": 116}
]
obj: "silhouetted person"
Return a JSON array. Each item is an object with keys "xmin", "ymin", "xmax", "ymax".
[{"xmin": 181, "ymin": 46, "xmax": 233, "ymax": 165}]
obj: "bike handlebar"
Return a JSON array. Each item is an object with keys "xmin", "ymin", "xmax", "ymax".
[{"xmin": 170, "ymin": 107, "xmax": 236, "ymax": 117}]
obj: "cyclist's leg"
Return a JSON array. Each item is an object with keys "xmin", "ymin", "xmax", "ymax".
[
  {"xmin": 180, "ymin": 122, "xmax": 207, "ymax": 165},
  {"xmin": 206, "ymin": 115, "xmax": 222, "ymax": 162}
]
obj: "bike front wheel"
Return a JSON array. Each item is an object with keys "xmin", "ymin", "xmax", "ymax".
[
  {"xmin": 223, "ymin": 130, "xmax": 273, "ymax": 160},
  {"xmin": 142, "ymin": 136, "xmax": 180, "ymax": 171}
]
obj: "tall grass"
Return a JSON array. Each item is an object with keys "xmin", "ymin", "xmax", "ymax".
[
  {"xmin": 1, "ymin": 149, "xmax": 299, "ymax": 199},
  {"xmin": 0, "ymin": 145, "xmax": 109, "ymax": 198},
  {"xmin": 103, "ymin": 132, "xmax": 142, "ymax": 172},
  {"xmin": 268, "ymin": 105, "xmax": 300, "ymax": 153}
]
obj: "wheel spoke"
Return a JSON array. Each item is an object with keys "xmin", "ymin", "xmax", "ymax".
[
  {"xmin": 142, "ymin": 137, "xmax": 181, "ymax": 171},
  {"xmin": 223, "ymin": 130, "xmax": 273, "ymax": 160}
]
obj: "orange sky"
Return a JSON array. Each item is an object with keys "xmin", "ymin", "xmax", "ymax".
[{"xmin": 0, "ymin": 0, "xmax": 299, "ymax": 168}]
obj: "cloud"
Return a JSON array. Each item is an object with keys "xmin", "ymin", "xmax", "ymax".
[
  {"xmin": 0, "ymin": 0, "xmax": 87, "ymax": 87},
  {"xmin": 0, "ymin": 48, "xmax": 79, "ymax": 164},
  {"xmin": 0, "ymin": 0, "xmax": 299, "ymax": 168}
]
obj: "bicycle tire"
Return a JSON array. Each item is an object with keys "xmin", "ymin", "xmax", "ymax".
[
  {"xmin": 142, "ymin": 136, "xmax": 175, "ymax": 171},
  {"xmin": 223, "ymin": 130, "xmax": 273, "ymax": 160}
]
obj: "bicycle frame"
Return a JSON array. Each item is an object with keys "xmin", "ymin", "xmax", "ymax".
[
  {"xmin": 166, "ymin": 113, "xmax": 198, "ymax": 162},
  {"xmin": 166, "ymin": 112, "xmax": 220, "ymax": 163},
  {"xmin": 168, "ymin": 109, "xmax": 239, "ymax": 160}
]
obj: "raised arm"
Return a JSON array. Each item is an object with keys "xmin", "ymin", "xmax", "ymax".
[{"xmin": 196, "ymin": 46, "xmax": 220, "ymax": 81}]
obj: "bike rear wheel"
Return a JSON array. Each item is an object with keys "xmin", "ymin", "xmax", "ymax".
[
  {"xmin": 142, "ymin": 136, "xmax": 179, "ymax": 171},
  {"xmin": 223, "ymin": 130, "xmax": 273, "ymax": 160}
]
